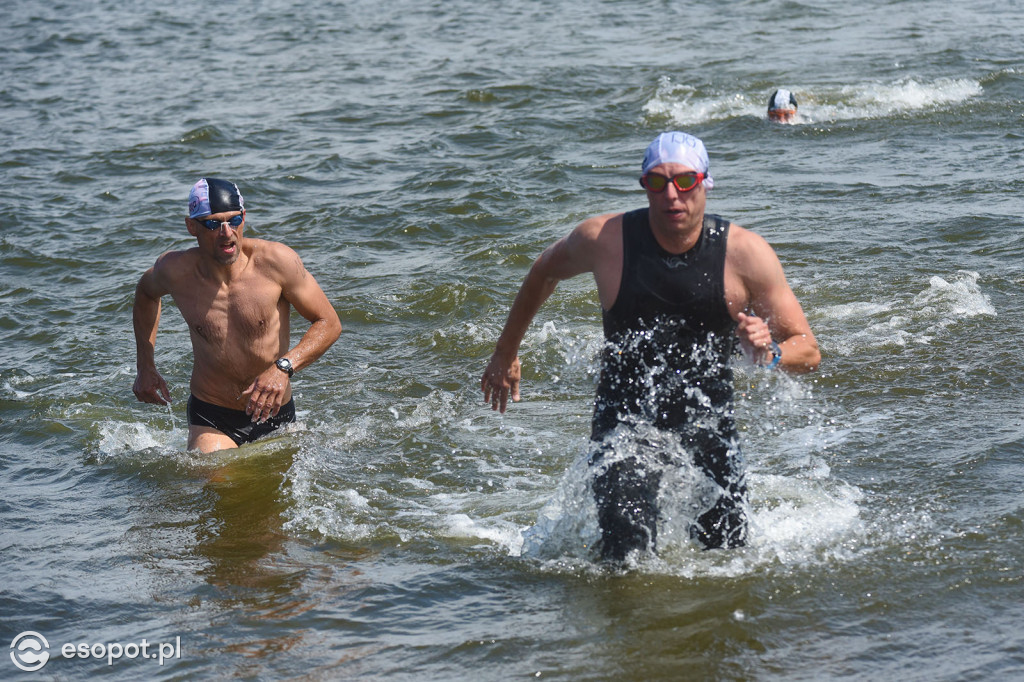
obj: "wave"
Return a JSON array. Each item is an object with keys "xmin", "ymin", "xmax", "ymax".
[
  {"xmin": 823, "ymin": 270, "xmax": 995, "ymax": 351},
  {"xmin": 643, "ymin": 76, "xmax": 983, "ymax": 126}
]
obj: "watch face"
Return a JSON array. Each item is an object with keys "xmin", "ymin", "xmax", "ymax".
[{"xmin": 276, "ymin": 358, "xmax": 293, "ymax": 375}]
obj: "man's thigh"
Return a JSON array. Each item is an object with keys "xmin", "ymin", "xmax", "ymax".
[{"xmin": 188, "ymin": 425, "xmax": 238, "ymax": 453}]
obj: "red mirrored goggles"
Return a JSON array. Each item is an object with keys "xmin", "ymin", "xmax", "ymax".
[{"xmin": 640, "ymin": 172, "xmax": 706, "ymax": 193}]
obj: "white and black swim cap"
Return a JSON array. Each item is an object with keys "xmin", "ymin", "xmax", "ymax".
[
  {"xmin": 767, "ymin": 89, "xmax": 798, "ymax": 114},
  {"xmin": 188, "ymin": 178, "xmax": 245, "ymax": 218}
]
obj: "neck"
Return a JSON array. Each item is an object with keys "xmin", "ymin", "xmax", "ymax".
[{"xmin": 197, "ymin": 244, "xmax": 248, "ymax": 283}]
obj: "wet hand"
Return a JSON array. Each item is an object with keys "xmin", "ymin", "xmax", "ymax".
[
  {"xmin": 737, "ymin": 312, "xmax": 774, "ymax": 364},
  {"xmin": 481, "ymin": 353, "xmax": 521, "ymax": 413},
  {"xmin": 133, "ymin": 368, "xmax": 171, "ymax": 405},
  {"xmin": 242, "ymin": 367, "xmax": 289, "ymax": 423}
]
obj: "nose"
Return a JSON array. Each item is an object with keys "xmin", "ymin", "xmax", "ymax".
[{"xmin": 217, "ymin": 219, "xmax": 240, "ymax": 235}]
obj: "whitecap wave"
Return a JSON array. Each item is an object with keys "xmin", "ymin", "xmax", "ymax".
[
  {"xmin": 643, "ymin": 76, "xmax": 983, "ymax": 125},
  {"xmin": 826, "ymin": 270, "xmax": 995, "ymax": 352}
]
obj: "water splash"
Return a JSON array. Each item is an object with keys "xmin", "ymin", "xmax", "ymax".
[
  {"xmin": 515, "ymin": 322, "xmax": 864, "ymax": 575},
  {"xmin": 95, "ymin": 420, "xmax": 176, "ymax": 457},
  {"xmin": 912, "ymin": 271, "xmax": 996, "ymax": 321},
  {"xmin": 643, "ymin": 76, "xmax": 983, "ymax": 125},
  {"xmin": 518, "ymin": 419, "xmax": 866, "ymax": 577}
]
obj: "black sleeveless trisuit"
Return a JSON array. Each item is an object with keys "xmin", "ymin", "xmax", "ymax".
[{"xmin": 589, "ymin": 208, "xmax": 748, "ymax": 560}]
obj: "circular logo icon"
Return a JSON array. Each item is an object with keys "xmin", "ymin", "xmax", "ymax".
[{"xmin": 10, "ymin": 631, "xmax": 50, "ymax": 672}]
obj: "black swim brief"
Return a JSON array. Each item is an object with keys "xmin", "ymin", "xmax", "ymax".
[{"xmin": 187, "ymin": 394, "xmax": 296, "ymax": 446}]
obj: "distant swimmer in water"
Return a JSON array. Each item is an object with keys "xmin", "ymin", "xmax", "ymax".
[
  {"xmin": 481, "ymin": 132, "xmax": 819, "ymax": 562},
  {"xmin": 132, "ymin": 178, "xmax": 342, "ymax": 453},
  {"xmin": 767, "ymin": 88, "xmax": 798, "ymax": 122}
]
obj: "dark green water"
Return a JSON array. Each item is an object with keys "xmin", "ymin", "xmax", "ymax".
[{"xmin": 2, "ymin": 0, "xmax": 1023, "ymax": 679}]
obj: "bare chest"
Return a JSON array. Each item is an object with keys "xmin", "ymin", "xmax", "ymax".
[{"xmin": 173, "ymin": 277, "xmax": 284, "ymax": 347}]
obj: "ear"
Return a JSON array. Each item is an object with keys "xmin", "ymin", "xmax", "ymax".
[{"xmin": 185, "ymin": 217, "xmax": 198, "ymax": 236}]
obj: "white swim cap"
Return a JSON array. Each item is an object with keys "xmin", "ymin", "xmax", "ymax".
[{"xmin": 640, "ymin": 132, "xmax": 714, "ymax": 190}]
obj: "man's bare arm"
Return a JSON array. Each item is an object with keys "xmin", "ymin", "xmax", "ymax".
[
  {"xmin": 277, "ymin": 246, "xmax": 343, "ymax": 372},
  {"xmin": 242, "ymin": 244, "xmax": 342, "ymax": 422},
  {"xmin": 482, "ymin": 215, "xmax": 612, "ymax": 412},
  {"xmin": 132, "ymin": 261, "xmax": 172, "ymax": 404},
  {"xmin": 730, "ymin": 228, "xmax": 820, "ymax": 373}
]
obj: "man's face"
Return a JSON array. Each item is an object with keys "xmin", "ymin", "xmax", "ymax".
[
  {"xmin": 769, "ymin": 108, "xmax": 796, "ymax": 123},
  {"xmin": 642, "ymin": 162, "xmax": 706, "ymax": 233},
  {"xmin": 188, "ymin": 210, "xmax": 244, "ymax": 264}
]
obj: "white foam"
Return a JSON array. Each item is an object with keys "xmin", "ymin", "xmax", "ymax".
[
  {"xmin": 913, "ymin": 271, "xmax": 996, "ymax": 320},
  {"xmin": 510, "ymin": 357, "xmax": 874, "ymax": 576},
  {"xmin": 443, "ymin": 512, "xmax": 524, "ymax": 551},
  {"xmin": 643, "ymin": 77, "xmax": 748, "ymax": 125},
  {"xmin": 94, "ymin": 420, "xmax": 180, "ymax": 460},
  {"xmin": 284, "ymin": 480, "xmax": 378, "ymax": 541},
  {"xmin": 643, "ymin": 76, "xmax": 983, "ymax": 125},
  {"xmin": 825, "ymin": 271, "xmax": 995, "ymax": 354},
  {"xmin": 393, "ymin": 389, "xmax": 460, "ymax": 429},
  {"xmin": 2, "ymin": 372, "xmax": 40, "ymax": 399},
  {"xmin": 833, "ymin": 78, "xmax": 983, "ymax": 119},
  {"xmin": 746, "ymin": 472, "xmax": 865, "ymax": 560},
  {"xmin": 820, "ymin": 300, "xmax": 894, "ymax": 322},
  {"xmin": 516, "ymin": 450, "xmax": 866, "ymax": 577}
]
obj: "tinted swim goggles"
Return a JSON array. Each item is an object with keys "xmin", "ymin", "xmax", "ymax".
[
  {"xmin": 640, "ymin": 172, "xmax": 706, "ymax": 193},
  {"xmin": 195, "ymin": 213, "xmax": 244, "ymax": 231}
]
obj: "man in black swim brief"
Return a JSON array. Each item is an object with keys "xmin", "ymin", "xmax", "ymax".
[
  {"xmin": 187, "ymin": 395, "xmax": 297, "ymax": 447},
  {"xmin": 132, "ymin": 178, "xmax": 341, "ymax": 453}
]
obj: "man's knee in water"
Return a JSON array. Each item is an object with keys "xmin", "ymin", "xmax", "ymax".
[
  {"xmin": 683, "ymin": 430, "xmax": 748, "ymax": 548},
  {"xmin": 590, "ymin": 454, "xmax": 663, "ymax": 562},
  {"xmin": 690, "ymin": 487, "xmax": 748, "ymax": 549},
  {"xmin": 589, "ymin": 441, "xmax": 749, "ymax": 558}
]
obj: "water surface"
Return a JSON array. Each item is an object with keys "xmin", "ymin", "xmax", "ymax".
[{"xmin": 2, "ymin": 0, "xmax": 1023, "ymax": 679}]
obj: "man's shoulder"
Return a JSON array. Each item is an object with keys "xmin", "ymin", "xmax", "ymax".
[
  {"xmin": 244, "ymin": 238, "xmax": 306, "ymax": 282},
  {"xmin": 564, "ymin": 212, "xmax": 627, "ymax": 259},
  {"xmin": 247, "ymin": 237, "xmax": 300, "ymax": 261},
  {"xmin": 575, "ymin": 210, "xmax": 627, "ymax": 239},
  {"xmin": 724, "ymin": 222, "xmax": 782, "ymax": 274},
  {"xmin": 724, "ymin": 222, "xmax": 771, "ymax": 250},
  {"xmin": 152, "ymin": 247, "xmax": 198, "ymax": 272}
]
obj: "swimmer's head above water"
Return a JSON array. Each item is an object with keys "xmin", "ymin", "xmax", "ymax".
[
  {"xmin": 640, "ymin": 131, "xmax": 715, "ymax": 191},
  {"xmin": 767, "ymin": 89, "xmax": 798, "ymax": 122},
  {"xmin": 188, "ymin": 177, "xmax": 245, "ymax": 219}
]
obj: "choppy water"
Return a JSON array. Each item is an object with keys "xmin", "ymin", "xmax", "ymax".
[{"xmin": 2, "ymin": 0, "xmax": 1023, "ymax": 679}]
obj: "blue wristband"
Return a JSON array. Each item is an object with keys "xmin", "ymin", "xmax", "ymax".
[{"xmin": 765, "ymin": 341, "xmax": 782, "ymax": 369}]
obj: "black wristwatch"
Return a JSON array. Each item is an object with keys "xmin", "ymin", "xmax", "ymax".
[{"xmin": 275, "ymin": 357, "xmax": 294, "ymax": 377}]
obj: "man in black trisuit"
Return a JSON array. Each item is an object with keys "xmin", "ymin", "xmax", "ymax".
[{"xmin": 482, "ymin": 132, "xmax": 820, "ymax": 561}]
